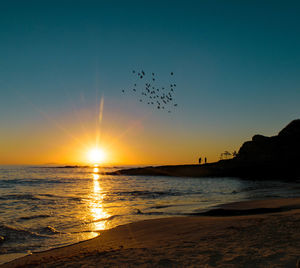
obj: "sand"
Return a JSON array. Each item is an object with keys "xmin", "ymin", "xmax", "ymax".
[{"xmin": 1, "ymin": 198, "xmax": 300, "ymax": 267}]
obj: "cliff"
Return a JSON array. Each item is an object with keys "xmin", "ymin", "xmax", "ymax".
[{"xmin": 237, "ymin": 119, "xmax": 300, "ymax": 165}]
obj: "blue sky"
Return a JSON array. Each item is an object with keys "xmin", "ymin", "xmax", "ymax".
[{"xmin": 1, "ymin": 0, "xmax": 300, "ymax": 164}]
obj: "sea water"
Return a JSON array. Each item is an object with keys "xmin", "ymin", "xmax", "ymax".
[{"xmin": 0, "ymin": 165, "xmax": 299, "ymax": 264}]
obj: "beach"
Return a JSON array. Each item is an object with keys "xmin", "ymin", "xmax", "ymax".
[
  {"xmin": 2, "ymin": 197, "xmax": 300, "ymax": 267},
  {"xmin": 2, "ymin": 0, "xmax": 300, "ymax": 266}
]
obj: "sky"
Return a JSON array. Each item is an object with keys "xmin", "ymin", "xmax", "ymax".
[{"xmin": 1, "ymin": 0, "xmax": 300, "ymax": 165}]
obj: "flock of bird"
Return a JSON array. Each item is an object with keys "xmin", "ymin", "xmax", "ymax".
[{"xmin": 122, "ymin": 70, "xmax": 178, "ymax": 113}]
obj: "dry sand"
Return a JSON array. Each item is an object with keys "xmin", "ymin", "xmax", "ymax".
[{"xmin": 1, "ymin": 198, "xmax": 300, "ymax": 267}]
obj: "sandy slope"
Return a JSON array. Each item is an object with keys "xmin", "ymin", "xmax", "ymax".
[{"xmin": 1, "ymin": 198, "xmax": 300, "ymax": 267}]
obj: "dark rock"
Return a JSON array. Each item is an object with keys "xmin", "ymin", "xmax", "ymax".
[
  {"xmin": 278, "ymin": 119, "xmax": 300, "ymax": 138},
  {"xmin": 252, "ymin": 134, "xmax": 269, "ymax": 143},
  {"xmin": 106, "ymin": 119, "xmax": 300, "ymax": 180},
  {"xmin": 237, "ymin": 119, "xmax": 300, "ymax": 165}
]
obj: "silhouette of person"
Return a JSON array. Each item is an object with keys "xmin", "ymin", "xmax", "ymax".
[
  {"xmin": 204, "ymin": 157, "xmax": 207, "ymax": 164},
  {"xmin": 199, "ymin": 157, "xmax": 202, "ymax": 165}
]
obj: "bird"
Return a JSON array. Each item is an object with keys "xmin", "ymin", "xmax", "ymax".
[
  {"xmin": 126, "ymin": 69, "xmax": 178, "ymax": 113},
  {"xmin": 122, "ymin": 90, "xmax": 124, "ymax": 93}
]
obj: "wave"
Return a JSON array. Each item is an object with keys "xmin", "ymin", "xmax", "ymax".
[
  {"xmin": 41, "ymin": 226, "xmax": 63, "ymax": 235},
  {"xmin": 0, "ymin": 178, "xmax": 74, "ymax": 186},
  {"xmin": 37, "ymin": 194, "xmax": 82, "ymax": 202},
  {"xmin": 88, "ymin": 215, "xmax": 120, "ymax": 224},
  {"xmin": 0, "ymin": 194, "xmax": 40, "ymax": 201},
  {"xmin": 0, "ymin": 193, "xmax": 82, "ymax": 203},
  {"xmin": 149, "ymin": 204, "xmax": 174, "ymax": 209},
  {"xmin": 0, "ymin": 224, "xmax": 50, "ymax": 242},
  {"xmin": 134, "ymin": 209, "xmax": 174, "ymax": 216},
  {"xmin": 110, "ymin": 190, "xmax": 183, "ymax": 198},
  {"xmin": 18, "ymin": 214, "xmax": 51, "ymax": 221}
]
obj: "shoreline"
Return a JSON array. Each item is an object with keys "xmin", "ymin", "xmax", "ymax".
[
  {"xmin": 2, "ymin": 197, "xmax": 300, "ymax": 267},
  {"xmin": 105, "ymin": 161, "xmax": 300, "ymax": 181}
]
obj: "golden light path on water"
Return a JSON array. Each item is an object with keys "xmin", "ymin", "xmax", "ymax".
[{"xmin": 90, "ymin": 167, "xmax": 110, "ymax": 230}]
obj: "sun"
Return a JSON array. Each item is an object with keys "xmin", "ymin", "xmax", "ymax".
[{"xmin": 87, "ymin": 148, "xmax": 106, "ymax": 165}]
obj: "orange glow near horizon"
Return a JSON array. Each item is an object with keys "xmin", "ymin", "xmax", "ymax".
[
  {"xmin": 0, "ymin": 102, "xmax": 231, "ymax": 165},
  {"xmin": 0, "ymin": 90, "xmax": 230, "ymax": 166}
]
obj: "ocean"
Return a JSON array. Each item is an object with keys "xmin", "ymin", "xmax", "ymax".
[{"xmin": 0, "ymin": 165, "xmax": 299, "ymax": 264}]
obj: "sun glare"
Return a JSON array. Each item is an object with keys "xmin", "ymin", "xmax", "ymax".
[{"xmin": 88, "ymin": 148, "xmax": 106, "ymax": 164}]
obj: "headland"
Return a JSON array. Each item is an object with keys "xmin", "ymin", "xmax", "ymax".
[{"xmin": 107, "ymin": 119, "xmax": 300, "ymax": 180}]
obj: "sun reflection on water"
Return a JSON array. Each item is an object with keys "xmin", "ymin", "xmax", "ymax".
[
  {"xmin": 89, "ymin": 167, "xmax": 109, "ymax": 230},
  {"xmin": 93, "ymin": 167, "xmax": 99, "ymax": 173}
]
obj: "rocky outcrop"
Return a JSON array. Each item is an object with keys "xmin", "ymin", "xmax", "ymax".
[
  {"xmin": 107, "ymin": 120, "xmax": 300, "ymax": 180},
  {"xmin": 236, "ymin": 119, "xmax": 300, "ymax": 165}
]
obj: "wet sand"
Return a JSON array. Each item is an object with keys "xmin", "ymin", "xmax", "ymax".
[{"xmin": 1, "ymin": 198, "xmax": 300, "ymax": 267}]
